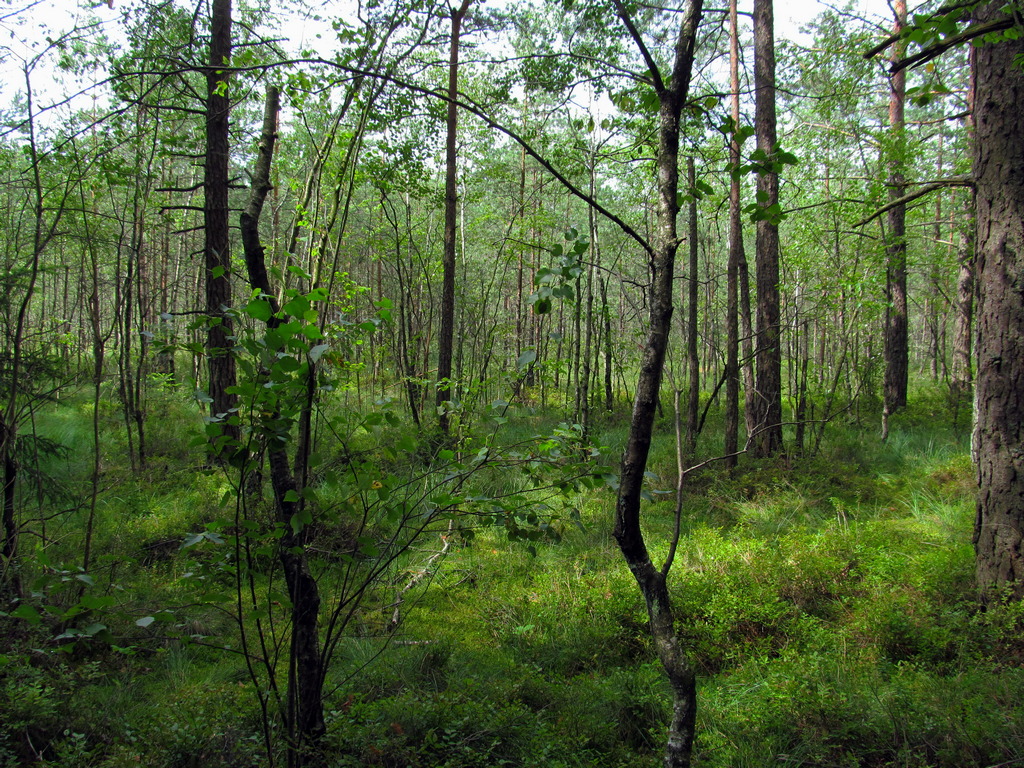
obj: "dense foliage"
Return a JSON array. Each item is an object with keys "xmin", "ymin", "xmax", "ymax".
[{"xmin": 0, "ymin": 0, "xmax": 1020, "ymax": 766}]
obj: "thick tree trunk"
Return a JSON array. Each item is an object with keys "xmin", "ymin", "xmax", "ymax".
[
  {"xmin": 971, "ymin": 4, "xmax": 1024, "ymax": 601},
  {"xmin": 751, "ymin": 0, "xmax": 782, "ymax": 457},
  {"xmin": 205, "ymin": 0, "xmax": 238, "ymax": 451},
  {"xmin": 882, "ymin": 0, "xmax": 908, "ymax": 436}
]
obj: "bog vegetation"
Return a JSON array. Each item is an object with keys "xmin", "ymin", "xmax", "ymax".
[{"xmin": 0, "ymin": 0, "xmax": 1022, "ymax": 766}]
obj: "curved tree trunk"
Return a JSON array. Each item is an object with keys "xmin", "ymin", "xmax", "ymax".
[
  {"xmin": 241, "ymin": 87, "xmax": 326, "ymax": 765},
  {"xmin": 611, "ymin": 1, "xmax": 703, "ymax": 764}
]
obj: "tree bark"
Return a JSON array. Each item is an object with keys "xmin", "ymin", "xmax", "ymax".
[
  {"xmin": 724, "ymin": 0, "xmax": 743, "ymax": 466},
  {"xmin": 883, "ymin": 0, "xmax": 909, "ymax": 436},
  {"xmin": 751, "ymin": 0, "xmax": 783, "ymax": 457},
  {"xmin": 971, "ymin": 3, "xmax": 1024, "ymax": 601},
  {"xmin": 611, "ymin": 1, "xmax": 703, "ymax": 764},
  {"xmin": 240, "ymin": 87, "xmax": 326, "ymax": 764},
  {"xmin": 205, "ymin": 0, "xmax": 239, "ymax": 451},
  {"xmin": 437, "ymin": 0, "xmax": 472, "ymax": 436}
]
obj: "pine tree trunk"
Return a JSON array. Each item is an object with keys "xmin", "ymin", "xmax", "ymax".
[
  {"xmin": 437, "ymin": 0, "xmax": 471, "ymax": 435},
  {"xmin": 971, "ymin": 3, "xmax": 1024, "ymax": 601},
  {"xmin": 883, "ymin": 0, "xmax": 909, "ymax": 433},
  {"xmin": 204, "ymin": 0, "xmax": 238, "ymax": 451},
  {"xmin": 751, "ymin": 0, "xmax": 782, "ymax": 457}
]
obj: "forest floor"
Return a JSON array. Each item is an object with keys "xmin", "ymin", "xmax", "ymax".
[{"xmin": 2, "ymin": 384, "xmax": 1023, "ymax": 767}]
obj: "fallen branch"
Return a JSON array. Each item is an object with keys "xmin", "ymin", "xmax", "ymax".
[{"xmin": 390, "ymin": 520, "xmax": 454, "ymax": 630}]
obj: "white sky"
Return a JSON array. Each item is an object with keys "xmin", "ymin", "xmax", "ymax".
[{"xmin": 0, "ymin": 0, "xmax": 899, "ymax": 126}]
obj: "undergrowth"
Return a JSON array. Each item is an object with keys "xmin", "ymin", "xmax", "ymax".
[{"xmin": 1, "ymin": 386, "xmax": 1021, "ymax": 767}]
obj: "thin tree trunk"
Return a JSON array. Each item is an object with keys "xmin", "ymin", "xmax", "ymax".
[
  {"xmin": 611, "ymin": 2, "xmax": 703, "ymax": 764},
  {"xmin": 240, "ymin": 87, "xmax": 326, "ymax": 764},
  {"xmin": 882, "ymin": 0, "xmax": 909, "ymax": 439},
  {"xmin": 437, "ymin": 0, "xmax": 472, "ymax": 435},
  {"xmin": 685, "ymin": 157, "xmax": 700, "ymax": 456},
  {"xmin": 724, "ymin": 0, "xmax": 743, "ymax": 465}
]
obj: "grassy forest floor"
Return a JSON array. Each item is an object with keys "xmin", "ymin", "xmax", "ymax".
[{"xmin": 2, "ymin": 383, "xmax": 1024, "ymax": 767}]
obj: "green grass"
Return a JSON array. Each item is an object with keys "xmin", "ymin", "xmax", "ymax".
[{"xmin": 2, "ymin": 383, "xmax": 1021, "ymax": 768}]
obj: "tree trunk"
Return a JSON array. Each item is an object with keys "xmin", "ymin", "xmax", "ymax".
[
  {"xmin": 685, "ymin": 158, "xmax": 700, "ymax": 456},
  {"xmin": 437, "ymin": 0, "xmax": 471, "ymax": 435},
  {"xmin": 205, "ymin": 0, "xmax": 239, "ymax": 452},
  {"xmin": 951, "ymin": 215, "xmax": 974, "ymax": 405},
  {"xmin": 611, "ymin": 1, "xmax": 703, "ymax": 764},
  {"xmin": 724, "ymin": 0, "xmax": 743, "ymax": 465},
  {"xmin": 751, "ymin": 0, "xmax": 782, "ymax": 457},
  {"xmin": 241, "ymin": 87, "xmax": 326, "ymax": 764},
  {"xmin": 883, "ymin": 0, "xmax": 909, "ymax": 436},
  {"xmin": 971, "ymin": 3, "xmax": 1024, "ymax": 601}
]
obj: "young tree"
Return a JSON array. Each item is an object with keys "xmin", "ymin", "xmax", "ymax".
[
  {"xmin": 610, "ymin": 0, "xmax": 703, "ymax": 764},
  {"xmin": 723, "ymin": 0, "xmax": 744, "ymax": 466}
]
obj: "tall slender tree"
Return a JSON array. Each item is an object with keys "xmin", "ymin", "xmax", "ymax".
[
  {"xmin": 882, "ymin": 0, "xmax": 908, "ymax": 439},
  {"xmin": 437, "ymin": 0, "xmax": 472, "ymax": 436},
  {"xmin": 724, "ymin": 0, "xmax": 744, "ymax": 466},
  {"xmin": 611, "ymin": 0, "xmax": 704, "ymax": 764},
  {"xmin": 204, "ymin": 0, "xmax": 239, "ymax": 450},
  {"xmin": 751, "ymin": 0, "xmax": 783, "ymax": 457}
]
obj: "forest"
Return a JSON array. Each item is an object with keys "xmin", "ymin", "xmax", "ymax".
[{"xmin": 0, "ymin": 0, "xmax": 1022, "ymax": 765}]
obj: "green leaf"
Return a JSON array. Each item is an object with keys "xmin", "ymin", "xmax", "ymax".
[
  {"xmin": 282, "ymin": 296, "xmax": 312, "ymax": 317},
  {"xmin": 517, "ymin": 349, "xmax": 537, "ymax": 372},
  {"xmin": 11, "ymin": 604, "xmax": 41, "ymax": 624},
  {"xmin": 246, "ymin": 299, "xmax": 273, "ymax": 322},
  {"xmin": 289, "ymin": 508, "xmax": 312, "ymax": 535},
  {"xmin": 80, "ymin": 594, "xmax": 115, "ymax": 610},
  {"xmin": 136, "ymin": 616, "xmax": 156, "ymax": 628}
]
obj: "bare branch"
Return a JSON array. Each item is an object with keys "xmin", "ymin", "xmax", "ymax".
[{"xmin": 856, "ymin": 174, "xmax": 973, "ymax": 226}]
